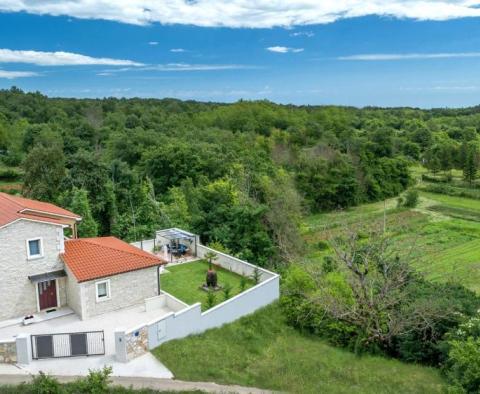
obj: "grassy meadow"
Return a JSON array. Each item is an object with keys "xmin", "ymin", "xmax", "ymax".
[
  {"xmin": 303, "ymin": 168, "xmax": 480, "ymax": 292},
  {"xmin": 154, "ymin": 303, "xmax": 445, "ymax": 394}
]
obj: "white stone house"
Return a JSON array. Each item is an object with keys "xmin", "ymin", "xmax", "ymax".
[{"xmin": 0, "ymin": 192, "xmax": 166, "ymax": 322}]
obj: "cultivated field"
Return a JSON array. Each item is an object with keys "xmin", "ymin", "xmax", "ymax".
[{"xmin": 303, "ymin": 170, "xmax": 480, "ymax": 292}]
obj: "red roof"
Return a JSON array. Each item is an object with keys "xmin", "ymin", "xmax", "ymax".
[
  {"xmin": 62, "ymin": 236, "xmax": 166, "ymax": 282},
  {"xmin": 0, "ymin": 192, "xmax": 81, "ymax": 228}
]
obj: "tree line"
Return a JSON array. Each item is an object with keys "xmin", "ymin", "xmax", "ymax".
[{"xmin": 2, "ymin": 87, "xmax": 480, "ymax": 266}]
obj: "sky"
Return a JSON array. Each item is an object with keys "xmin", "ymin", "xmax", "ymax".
[{"xmin": 1, "ymin": 1, "xmax": 480, "ymax": 108}]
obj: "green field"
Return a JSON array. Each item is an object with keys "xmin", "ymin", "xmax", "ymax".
[
  {"xmin": 160, "ymin": 260, "xmax": 254, "ymax": 310},
  {"xmin": 154, "ymin": 303, "xmax": 445, "ymax": 394},
  {"xmin": 303, "ymin": 184, "xmax": 480, "ymax": 292}
]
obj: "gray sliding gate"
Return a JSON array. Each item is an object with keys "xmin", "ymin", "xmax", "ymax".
[{"xmin": 31, "ymin": 331, "xmax": 105, "ymax": 359}]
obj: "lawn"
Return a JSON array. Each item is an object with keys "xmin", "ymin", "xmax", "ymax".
[
  {"xmin": 153, "ymin": 303, "xmax": 446, "ymax": 394},
  {"xmin": 160, "ymin": 260, "xmax": 254, "ymax": 310}
]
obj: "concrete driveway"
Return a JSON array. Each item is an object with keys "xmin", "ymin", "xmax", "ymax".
[{"xmin": 0, "ymin": 304, "xmax": 174, "ymax": 378}]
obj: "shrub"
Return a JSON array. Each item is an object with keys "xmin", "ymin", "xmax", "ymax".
[
  {"xmin": 239, "ymin": 274, "xmax": 247, "ymax": 292},
  {"xmin": 0, "ymin": 151, "xmax": 22, "ymax": 167},
  {"xmin": 206, "ymin": 290, "xmax": 216, "ymax": 309},
  {"xmin": 30, "ymin": 372, "xmax": 62, "ymax": 394},
  {"xmin": 251, "ymin": 267, "xmax": 261, "ymax": 284},
  {"xmin": 392, "ymin": 280, "xmax": 480, "ymax": 365},
  {"xmin": 70, "ymin": 366, "xmax": 112, "ymax": 393},
  {"xmin": 316, "ymin": 240, "xmax": 329, "ymax": 250},
  {"xmin": 223, "ymin": 283, "xmax": 232, "ymax": 300},
  {"xmin": 403, "ymin": 189, "xmax": 419, "ymax": 208},
  {"xmin": 322, "ymin": 256, "xmax": 337, "ymax": 273},
  {"xmin": 444, "ymin": 315, "xmax": 480, "ymax": 393}
]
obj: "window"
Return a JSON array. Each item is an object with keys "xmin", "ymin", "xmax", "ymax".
[
  {"xmin": 27, "ymin": 238, "xmax": 43, "ymax": 259},
  {"xmin": 95, "ymin": 280, "xmax": 111, "ymax": 302}
]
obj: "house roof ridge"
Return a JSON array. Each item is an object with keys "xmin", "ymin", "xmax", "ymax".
[
  {"xmin": 67, "ymin": 236, "xmax": 159, "ymax": 261},
  {"xmin": 63, "ymin": 236, "xmax": 165, "ymax": 282}
]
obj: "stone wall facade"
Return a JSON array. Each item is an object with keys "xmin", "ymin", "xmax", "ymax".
[
  {"xmin": 65, "ymin": 265, "xmax": 85, "ymax": 318},
  {"xmin": 0, "ymin": 220, "xmax": 66, "ymax": 321},
  {"xmin": 80, "ymin": 266, "xmax": 159, "ymax": 319},
  {"xmin": 0, "ymin": 341, "xmax": 17, "ymax": 364},
  {"xmin": 125, "ymin": 326, "xmax": 149, "ymax": 360}
]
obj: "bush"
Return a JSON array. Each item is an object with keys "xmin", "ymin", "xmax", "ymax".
[
  {"xmin": 31, "ymin": 372, "xmax": 62, "ymax": 394},
  {"xmin": 0, "ymin": 151, "xmax": 22, "ymax": 167},
  {"xmin": 317, "ymin": 240, "xmax": 329, "ymax": 250},
  {"xmin": 403, "ymin": 189, "xmax": 419, "ymax": 208},
  {"xmin": 70, "ymin": 366, "xmax": 112, "ymax": 393},
  {"xmin": 206, "ymin": 290, "xmax": 216, "ymax": 309},
  {"xmin": 281, "ymin": 266, "xmax": 359, "ymax": 349},
  {"xmin": 393, "ymin": 280, "xmax": 480, "ymax": 365},
  {"xmin": 322, "ymin": 256, "xmax": 337, "ymax": 273},
  {"xmin": 444, "ymin": 315, "xmax": 480, "ymax": 393},
  {"xmin": 223, "ymin": 283, "xmax": 232, "ymax": 300},
  {"xmin": 251, "ymin": 267, "xmax": 261, "ymax": 284}
]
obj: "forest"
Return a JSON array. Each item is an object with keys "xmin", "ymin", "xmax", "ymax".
[
  {"xmin": 4, "ymin": 88, "xmax": 480, "ymax": 392},
  {"xmin": 0, "ymin": 87, "xmax": 428, "ymax": 265}
]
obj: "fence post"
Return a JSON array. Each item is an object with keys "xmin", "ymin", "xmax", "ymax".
[
  {"xmin": 114, "ymin": 330, "xmax": 128, "ymax": 362},
  {"xmin": 15, "ymin": 334, "xmax": 30, "ymax": 364}
]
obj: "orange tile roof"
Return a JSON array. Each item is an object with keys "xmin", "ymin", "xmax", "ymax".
[
  {"xmin": 0, "ymin": 192, "xmax": 81, "ymax": 228},
  {"xmin": 62, "ymin": 236, "xmax": 166, "ymax": 282}
]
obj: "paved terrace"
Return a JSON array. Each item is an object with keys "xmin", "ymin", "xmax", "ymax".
[{"xmin": 0, "ymin": 304, "xmax": 174, "ymax": 378}]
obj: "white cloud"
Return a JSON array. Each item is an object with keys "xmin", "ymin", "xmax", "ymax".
[
  {"xmin": 0, "ymin": 49, "xmax": 144, "ymax": 66},
  {"xmin": 148, "ymin": 41, "xmax": 158, "ymax": 45},
  {"xmin": 339, "ymin": 52, "xmax": 480, "ymax": 60},
  {"xmin": 0, "ymin": 69, "xmax": 39, "ymax": 79},
  {"xmin": 2, "ymin": 1, "xmax": 480, "ymax": 27},
  {"xmin": 106, "ymin": 63, "xmax": 260, "ymax": 72},
  {"xmin": 266, "ymin": 46, "xmax": 304, "ymax": 53},
  {"xmin": 290, "ymin": 31, "xmax": 315, "ymax": 37},
  {"xmin": 170, "ymin": 48, "xmax": 186, "ymax": 53}
]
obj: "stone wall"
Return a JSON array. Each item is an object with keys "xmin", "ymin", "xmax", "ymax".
[
  {"xmin": 0, "ymin": 220, "xmax": 65, "ymax": 321},
  {"xmin": 81, "ymin": 266, "xmax": 159, "ymax": 319},
  {"xmin": 125, "ymin": 325, "xmax": 149, "ymax": 361},
  {"xmin": 65, "ymin": 265, "xmax": 85, "ymax": 319},
  {"xmin": 0, "ymin": 340, "xmax": 17, "ymax": 364}
]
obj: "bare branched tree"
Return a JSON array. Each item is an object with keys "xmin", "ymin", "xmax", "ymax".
[{"xmin": 310, "ymin": 224, "xmax": 454, "ymax": 349}]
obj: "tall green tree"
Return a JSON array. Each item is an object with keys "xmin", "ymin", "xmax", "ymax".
[
  {"xmin": 23, "ymin": 145, "xmax": 66, "ymax": 202},
  {"xmin": 69, "ymin": 187, "xmax": 98, "ymax": 238},
  {"xmin": 463, "ymin": 144, "xmax": 479, "ymax": 185}
]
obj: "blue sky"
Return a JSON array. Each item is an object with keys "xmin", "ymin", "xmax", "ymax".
[{"xmin": 1, "ymin": 2, "xmax": 480, "ymax": 107}]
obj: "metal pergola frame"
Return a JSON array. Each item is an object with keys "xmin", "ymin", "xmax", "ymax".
[{"xmin": 156, "ymin": 228, "xmax": 197, "ymax": 263}]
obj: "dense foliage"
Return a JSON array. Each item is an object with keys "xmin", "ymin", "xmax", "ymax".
[
  {"xmin": 281, "ymin": 232, "xmax": 480, "ymax": 367},
  {"xmin": 0, "ymin": 87, "xmax": 440, "ymax": 266}
]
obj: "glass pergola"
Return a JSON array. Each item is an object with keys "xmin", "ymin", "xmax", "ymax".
[{"xmin": 155, "ymin": 228, "xmax": 197, "ymax": 263}]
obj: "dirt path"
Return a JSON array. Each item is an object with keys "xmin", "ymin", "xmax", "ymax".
[{"xmin": 0, "ymin": 374, "xmax": 277, "ymax": 393}]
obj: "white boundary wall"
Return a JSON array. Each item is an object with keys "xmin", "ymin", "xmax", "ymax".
[
  {"xmin": 131, "ymin": 239, "xmax": 156, "ymax": 253},
  {"xmin": 116, "ymin": 241, "xmax": 280, "ymax": 362}
]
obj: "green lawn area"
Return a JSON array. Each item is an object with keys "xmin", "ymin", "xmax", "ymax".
[
  {"xmin": 153, "ymin": 303, "xmax": 446, "ymax": 394},
  {"xmin": 160, "ymin": 260, "xmax": 254, "ymax": 310}
]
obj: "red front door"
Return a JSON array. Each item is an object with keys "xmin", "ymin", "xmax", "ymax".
[{"xmin": 38, "ymin": 280, "xmax": 57, "ymax": 310}]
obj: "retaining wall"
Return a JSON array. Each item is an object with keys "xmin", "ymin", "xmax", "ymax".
[{"xmin": 118, "ymin": 236, "xmax": 281, "ymax": 363}]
